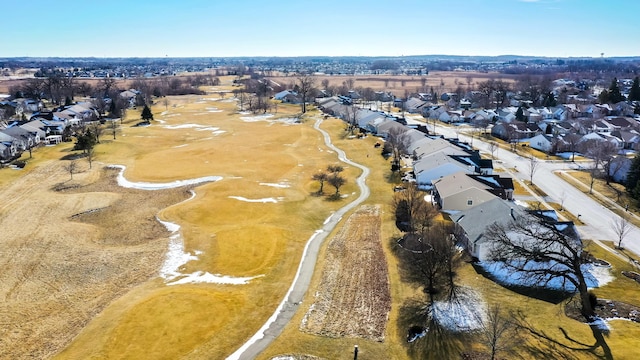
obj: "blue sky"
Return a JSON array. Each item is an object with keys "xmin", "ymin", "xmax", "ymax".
[{"xmin": 2, "ymin": 0, "xmax": 638, "ymax": 58}]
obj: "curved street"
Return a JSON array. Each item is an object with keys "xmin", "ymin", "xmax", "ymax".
[{"xmin": 227, "ymin": 116, "xmax": 371, "ymax": 360}]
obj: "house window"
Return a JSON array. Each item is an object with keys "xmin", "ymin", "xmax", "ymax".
[{"xmin": 467, "ymin": 199, "xmax": 473, "ymax": 206}]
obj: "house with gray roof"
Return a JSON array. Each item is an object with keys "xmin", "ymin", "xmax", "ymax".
[
  {"xmin": 432, "ymin": 172, "xmax": 504, "ymax": 212},
  {"xmin": 451, "ymin": 199, "xmax": 580, "ymax": 262}
]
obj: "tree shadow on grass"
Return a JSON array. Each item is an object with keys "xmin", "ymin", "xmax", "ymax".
[
  {"xmin": 384, "ymin": 170, "xmax": 402, "ymax": 184},
  {"xmin": 60, "ymin": 152, "xmax": 86, "ymax": 161},
  {"xmin": 514, "ymin": 312, "xmax": 613, "ymax": 360},
  {"xmin": 398, "ymin": 298, "xmax": 466, "ymax": 360},
  {"xmin": 471, "ymin": 262, "xmax": 573, "ymax": 305}
]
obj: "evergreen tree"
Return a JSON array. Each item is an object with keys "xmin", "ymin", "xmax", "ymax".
[
  {"xmin": 628, "ymin": 76, "xmax": 640, "ymax": 102},
  {"xmin": 141, "ymin": 105, "xmax": 153, "ymax": 123},
  {"xmin": 515, "ymin": 106, "xmax": 525, "ymax": 122},
  {"xmin": 598, "ymin": 89, "xmax": 610, "ymax": 104},
  {"xmin": 543, "ymin": 91, "xmax": 557, "ymax": 107},
  {"xmin": 626, "ymin": 154, "xmax": 640, "ymax": 200},
  {"xmin": 74, "ymin": 129, "xmax": 97, "ymax": 154},
  {"xmin": 607, "ymin": 77, "xmax": 625, "ymax": 103}
]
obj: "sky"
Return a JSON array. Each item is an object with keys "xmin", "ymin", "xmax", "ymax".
[{"xmin": 2, "ymin": 0, "xmax": 639, "ymax": 58}]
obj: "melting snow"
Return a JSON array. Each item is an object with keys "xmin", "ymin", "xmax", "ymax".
[
  {"xmin": 432, "ymin": 288, "xmax": 487, "ymax": 332},
  {"xmin": 153, "ymin": 192, "xmax": 262, "ymax": 286},
  {"xmin": 259, "ymin": 182, "xmax": 290, "ymax": 188},
  {"xmin": 229, "ymin": 196, "xmax": 280, "ymax": 203},
  {"xmin": 240, "ymin": 114, "xmax": 274, "ymax": 122},
  {"xmin": 164, "ymin": 123, "xmax": 209, "ymax": 129},
  {"xmin": 168, "ymin": 272, "xmax": 264, "ymax": 286},
  {"xmin": 480, "ymin": 261, "xmax": 614, "ymax": 291},
  {"xmin": 109, "ymin": 165, "xmax": 221, "ymax": 190}
]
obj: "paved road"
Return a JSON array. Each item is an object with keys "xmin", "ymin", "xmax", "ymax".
[
  {"xmin": 226, "ymin": 117, "xmax": 371, "ymax": 360},
  {"xmin": 419, "ymin": 118, "xmax": 640, "ymax": 259}
]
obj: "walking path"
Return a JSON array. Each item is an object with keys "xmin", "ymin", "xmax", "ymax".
[{"xmin": 226, "ymin": 116, "xmax": 371, "ymax": 360}]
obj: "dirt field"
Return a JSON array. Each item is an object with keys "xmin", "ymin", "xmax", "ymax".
[
  {"xmin": 0, "ymin": 161, "xmax": 190, "ymax": 359},
  {"xmin": 300, "ymin": 205, "xmax": 391, "ymax": 341},
  {"xmin": 268, "ymin": 71, "xmax": 521, "ymax": 97}
]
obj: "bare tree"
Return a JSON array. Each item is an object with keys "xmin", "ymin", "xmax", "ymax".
[
  {"xmin": 327, "ymin": 173, "xmax": 346, "ymax": 197},
  {"xmin": 489, "ymin": 141, "xmax": 499, "ymax": 159},
  {"xmin": 480, "ymin": 304, "xmax": 519, "ymax": 360},
  {"xmin": 580, "ymin": 139, "xmax": 617, "ymax": 193},
  {"xmin": 321, "ymin": 78, "xmax": 330, "ymax": 91},
  {"xmin": 485, "ymin": 212, "xmax": 594, "ymax": 319},
  {"xmin": 393, "ymin": 222, "xmax": 458, "ymax": 304},
  {"xmin": 65, "ymin": 160, "xmax": 78, "ymax": 180},
  {"xmin": 109, "ymin": 119, "xmax": 119, "ymax": 140},
  {"xmin": 89, "ymin": 123, "xmax": 104, "ymax": 144},
  {"xmin": 312, "ymin": 172, "xmax": 328, "ymax": 194},
  {"xmin": 559, "ymin": 190, "xmax": 567, "ymax": 211},
  {"xmin": 99, "ymin": 77, "xmax": 117, "ymax": 98},
  {"xmin": 296, "ymin": 73, "xmax": 316, "ymax": 113},
  {"xmin": 344, "ymin": 105, "xmax": 358, "ymax": 135},
  {"xmin": 612, "ymin": 214, "xmax": 631, "ymax": 249},
  {"xmin": 392, "ymin": 183, "xmax": 438, "ymax": 233},
  {"xmin": 385, "ymin": 127, "xmax": 410, "ymax": 172},
  {"xmin": 86, "ymin": 143, "xmax": 95, "ymax": 169},
  {"xmin": 327, "ymin": 164, "xmax": 344, "ymax": 174},
  {"xmin": 527, "ymin": 156, "xmax": 540, "ymax": 185},
  {"xmin": 564, "ymin": 133, "xmax": 582, "ymax": 162}
]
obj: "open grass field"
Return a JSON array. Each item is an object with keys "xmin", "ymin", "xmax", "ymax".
[
  {"xmin": 267, "ymin": 71, "xmax": 521, "ymax": 97},
  {"xmin": 3, "ymin": 76, "xmax": 640, "ymax": 359},
  {"xmin": 0, "ymin": 77, "xmax": 367, "ymax": 359}
]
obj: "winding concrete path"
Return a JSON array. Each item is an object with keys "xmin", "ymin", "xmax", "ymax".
[{"xmin": 227, "ymin": 116, "xmax": 371, "ymax": 360}]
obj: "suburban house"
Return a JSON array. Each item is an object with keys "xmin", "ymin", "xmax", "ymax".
[
  {"xmin": 451, "ymin": 199, "xmax": 580, "ymax": 262},
  {"xmin": 609, "ymin": 157, "xmax": 632, "ymax": 183},
  {"xmin": 409, "ymin": 137, "xmax": 468, "ymax": 159},
  {"xmin": 432, "ymin": 171, "xmax": 512, "ymax": 211},
  {"xmin": 529, "ymin": 134, "xmax": 558, "ymax": 153},
  {"xmin": 0, "ymin": 132, "xmax": 20, "ymax": 162},
  {"xmin": 451, "ymin": 198, "xmax": 525, "ymax": 261},
  {"xmin": 413, "ymin": 152, "xmax": 477, "ymax": 188},
  {"xmin": 0, "ymin": 126, "xmax": 38, "ymax": 151},
  {"xmin": 491, "ymin": 122, "xmax": 540, "ymax": 141}
]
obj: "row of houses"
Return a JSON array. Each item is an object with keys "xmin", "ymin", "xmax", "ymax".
[
  {"xmin": 318, "ymin": 97, "xmax": 580, "ymax": 262},
  {"xmin": 0, "ymin": 101, "xmax": 102, "ymax": 163}
]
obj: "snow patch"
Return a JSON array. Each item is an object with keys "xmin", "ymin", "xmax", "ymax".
[
  {"xmin": 168, "ymin": 272, "xmax": 264, "ymax": 286},
  {"xmin": 513, "ymin": 199, "xmax": 529, "ymax": 208},
  {"xmin": 588, "ymin": 317, "xmax": 610, "ymax": 331},
  {"xmin": 229, "ymin": 196, "xmax": 280, "ymax": 203},
  {"xmin": 259, "ymin": 182, "xmax": 290, "ymax": 189},
  {"xmin": 240, "ymin": 114, "xmax": 274, "ymax": 122},
  {"xmin": 156, "ymin": 193, "xmax": 262, "ymax": 286},
  {"xmin": 109, "ymin": 165, "xmax": 221, "ymax": 190},
  {"xmin": 164, "ymin": 123, "xmax": 208, "ymax": 129},
  {"xmin": 480, "ymin": 261, "xmax": 615, "ymax": 291},
  {"xmin": 432, "ymin": 288, "xmax": 487, "ymax": 332}
]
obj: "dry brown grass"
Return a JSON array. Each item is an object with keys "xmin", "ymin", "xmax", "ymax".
[
  {"xmin": 300, "ymin": 205, "xmax": 390, "ymax": 341},
  {"xmin": 0, "ymin": 160, "xmax": 188, "ymax": 359},
  {"xmin": 267, "ymin": 71, "xmax": 521, "ymax": 97},
  {"xmin": 0, "ymin": 76, "xmax": 367, "ymax": 359}
]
